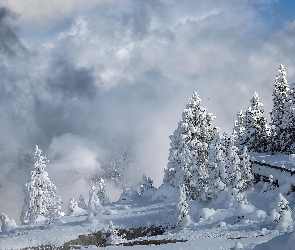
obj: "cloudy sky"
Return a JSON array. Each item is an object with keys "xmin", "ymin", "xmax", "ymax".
[{"xmin": 0, "ymin": 0, "xmax": 295, "ymax": 221}]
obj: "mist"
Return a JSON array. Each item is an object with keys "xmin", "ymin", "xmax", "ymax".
[{"xmin": 0, "ymin": 0, "xmax": 295, "ymax": 223}]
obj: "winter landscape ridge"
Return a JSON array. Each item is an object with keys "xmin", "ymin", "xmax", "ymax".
[{"xmin": 2, "ymin": 65, "xmax": 295, "ymax": 249}]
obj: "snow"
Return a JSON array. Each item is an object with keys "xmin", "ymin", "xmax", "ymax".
[{"xmin": 1, "ymin": 181, "xmax": 293, "ymax": 250}]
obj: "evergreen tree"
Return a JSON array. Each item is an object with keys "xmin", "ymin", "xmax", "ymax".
[
  {"xmin": 163, "ymin": 91, "xmax": 215, "ymax": 199},
  {"xmin": 239, "ymin": 92, "xmax": 270, "ymax": 152},
  {"xmin": 96, "ymin": 178, "xmax": 109, "ymax": 205},
  {"xmin": 88, "ymin": 185, "xmax": 103, "ymax": 221},
  {"xmin": 261, "ymin": 175, "xmax": 276, "ymax": 193},
  {"xmin": 226, "ymin": 136, "xmax": 240, "ymax": 186},
  {"xmin": 281, "ymin": 83, "xmax": 295, "ymax": 153},
  {"xmin": 20, "ymin": 146, "xmax": 62, "ymax": 225},
  {"xmin": 270, "ymin": 64, "xmax": 289, "ymax": 153},
  {"xmin": 106, "ymin": 220, "xmax": 125, "ymax": 245},
  {"xmin": 233, "ymin": 110, "xmax": 244, "ymax": 149},
  {"xmin": 239, "ymin": 146, "xmax": 254, "ymax": 191},
  {"xmin": 139, "ymin": 174, "xmax": 154, "ymax": 194},
  {"xmin": 67, "ymin": 198, "xmax": 78, "ymax": 215},
  {"xmin": 78, "ymin": 194, "xmax": 88, "ymax": 210},
  {"xmin": 205, "ymin": 128, "xmax": 226, "ymax": 201}
]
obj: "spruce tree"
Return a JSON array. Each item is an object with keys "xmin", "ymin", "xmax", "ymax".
[
  {"xmin": 88, "ymin": 185, "xmax": 103, "ymax": 221},
  {"xmin": 163, "ymin": 91, "xmax": 215, "ymax": 200},
  {"xmin": 233, "ymin": 110, "xmax": 244, "ymax": 150},
  {"xmin": 281, "ymin": 83, "xmax": 295, "ymax": 153},
  {"xmin": 239, "ymin": 146, "xmax": 254, "ymax": 191},
  {"xmin": 270, "ymin": 64, "xmax": 289, "ymax": 153},
  {"xmin": 226, "ymin": 136, "xmax": 240, "ymax": 186},
  {"xmin": 139, "ymin": 174, "xmax": 154, "ymax": 194},
  {"xmin": 205, "ymin": 127, "xmax": 226, "ymax": 201},
  {"xmin": 96, "ymin": 178, "xmax": 109, "ymax": 205},
  {"xmin": 20, "ymin": 146, "xmax": 62, "ymax": 225},
  {"xmin": 240, "ymin": 92, "xmax": 270, "ymax": 152}
]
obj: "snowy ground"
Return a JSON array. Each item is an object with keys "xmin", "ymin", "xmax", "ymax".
[
  {"xmin": 250, "ymin": 152, "xmax": 294, "ymax": 170},
  {"xmin": 0, "ymin": 181, "xmax": 293, "ymax": 250}
]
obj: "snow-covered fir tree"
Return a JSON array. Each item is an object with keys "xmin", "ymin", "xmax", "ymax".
[
  {"xmin": 270, "ymin": 64, "xmax": 290, "ymax": 153},
  {"xmin": 163, "ymin": 91, "xmax": 215, "ymax": 200},
  {"xmin": 239, "ymin": 146, "xmax": 254, "ymax": 191},
  {"xmin": 78, "ymin": 194, "xmax": 88, "ymax": 210},
  {"xmin": 88, "ymin": 185, "xmax": 103, "ymax": 221},
  {"xmin": 205, "ymin": 127, "xmax": 226, "ymax": 201},
  {"xmin": 96, "ymin": 178, "xmax": 109, "ymax": 205},
  {"xmin": 261, "ymin": 175, "xmax": 276, "ymax": 193},
  {"xmin": 139, "ymin": 174, "xmax": 154, "ymax": 194},
  {"xmin": 281, "ymin": 82, "xmax": 295, "ymax": 153},
  {"xmin": 106, "ymin": 220, "xmax": 125, "ymax": 245},
  {"xmin": 67, "ymin": 198, "xmax": 78, "ymax": 215},
  {"xmin": 175, "ymin": 184, "xmax": 188, "ymax": 228},
  {"xmin": 226, "ymin": 136, "xmax": 240, "ymax": 186},
  {"xmin": 270, "ymin": 193, "xmax": 292, "ymax": 230},
  {"xmin": 233, "ymin": 110, "xmax": 244, "ymax": 148},
  {"xmin": 240, "ymin": 92, "xmax": 270, "ymax": 152},
  {"xmin": 20, "ymin": 146, "xmax": 62, "ymax": 225}
]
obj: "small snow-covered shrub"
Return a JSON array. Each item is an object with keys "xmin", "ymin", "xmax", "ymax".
[
  {"xmin": 106, "ymin": 220, "xmax": 126, "ymax": 245},
  {"xmin": 199, "ymin": 208, "xmax": 216, "ymax": 221},
  {"xmin": 245, "ymin": 210, "xmax": 267, "ymax": 221},
  {"xmin": 151, "ymin": 184, "xmax": 177, "ymax": 202},
  {"xmin": 0, "ymin": 213, "xmax": 17, "ymax": 233},
  {"xmin": 139, "ymin": 175, "xmax": 155, "ymax": 194},
  {"xmin": 119, "ymin": 186, "xmax": 139, "ymax": 202}
]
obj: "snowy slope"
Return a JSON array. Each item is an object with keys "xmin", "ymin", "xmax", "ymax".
[{"xmin": 0, "ymin": 181, "xmax": 293, "ymax": 250}]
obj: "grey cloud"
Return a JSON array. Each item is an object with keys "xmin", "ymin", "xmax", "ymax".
[{"xmin": 47, "ymin": 59, "xmax": 98, "ymax": 100}]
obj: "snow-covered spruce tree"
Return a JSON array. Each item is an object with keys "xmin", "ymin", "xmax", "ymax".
[
  {"xmin": 67, "ymin": 198, "xmax": 78, "ymax": 215},
  {"xmin": 270, "ymin": 193, "xmax": 292, "ymax": 230},
  {"xmin": 261, "ymin": 175, "xmax": 276, "ymax": 193},
  {"xmin": 226, "ymin": 136, "xmax": 240, "ymax": 186},
  {"xmin": 233, "ymin": 110, "xmax": 244, "ymax": 150},
  {"xmin": 139, "ymin": 174, "xmax": 154, "ymax": 194},
  {"xmin": 281, "ymin": 83, "xmax": 295, "ymax": 153},
  {"xmin": 96, "ymin": 178, "xmax": 109, "ymax": 205},
  {"xmin": 205, "ymin": 127, "xmax": 226, "ymax": 201},
  {"xmin": 175, "ymin": 184, "xmax": 188, "ymax": 228},
  {"xmin": 239, "ymin": 146, "xmax": 254, "ymax": 191},
  {"xmin": 163, "ymin": 91, "xmax": 215, "ymax": 200},
  {"xmin": 106, "ymin": 220, "xmax": 125, "ymax": 245},
  {"xmin": 240, "ymin": 92, "xmax": 270, "ymax": 152},
  {"xmin": 20, "ymin": 146, "xmax": 62, "ymax": 225},
  {"xmin": 78, "ymin": 194, "xmax": 88, "ymax": 210},
  {"xmin": 88, "ymin": 185, "xmax": 103, "ymax": 221},
  {"xmin": 270, "ymin": 64, "xmax": 289, "ymax": 153}
]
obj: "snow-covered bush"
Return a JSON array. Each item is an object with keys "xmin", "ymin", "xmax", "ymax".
[
  {"xmin": 0, "ymin": 213, "xmax": 17, "ymax": 233},
  {"xmin": 87, "ymin": 185, "xmax": 103, "ymax": 221},
  {"xmin": 261, "ymin": 175, "xmax": 276, "ymax": 193},
  {"xmin": 270, "ymin": 193, "xmax": 292, "ymax": 230},
  {"xmin": 106, "ymin": 220, "xmax": 125, "ymax": 245},
  {"xmin": 119, "ymin": 186, "xmax": 139, "ymax": 202},
  {"xmin": 151, "ymin": 184, "xmax": 177, "ymax": 202},
  {"xmin": 20, "ymin": 146, "xmax": 62, "ymax": 225},
  {"xmin": 96, "ymin": 178, "xmax": 109, "ymax": 205}
]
